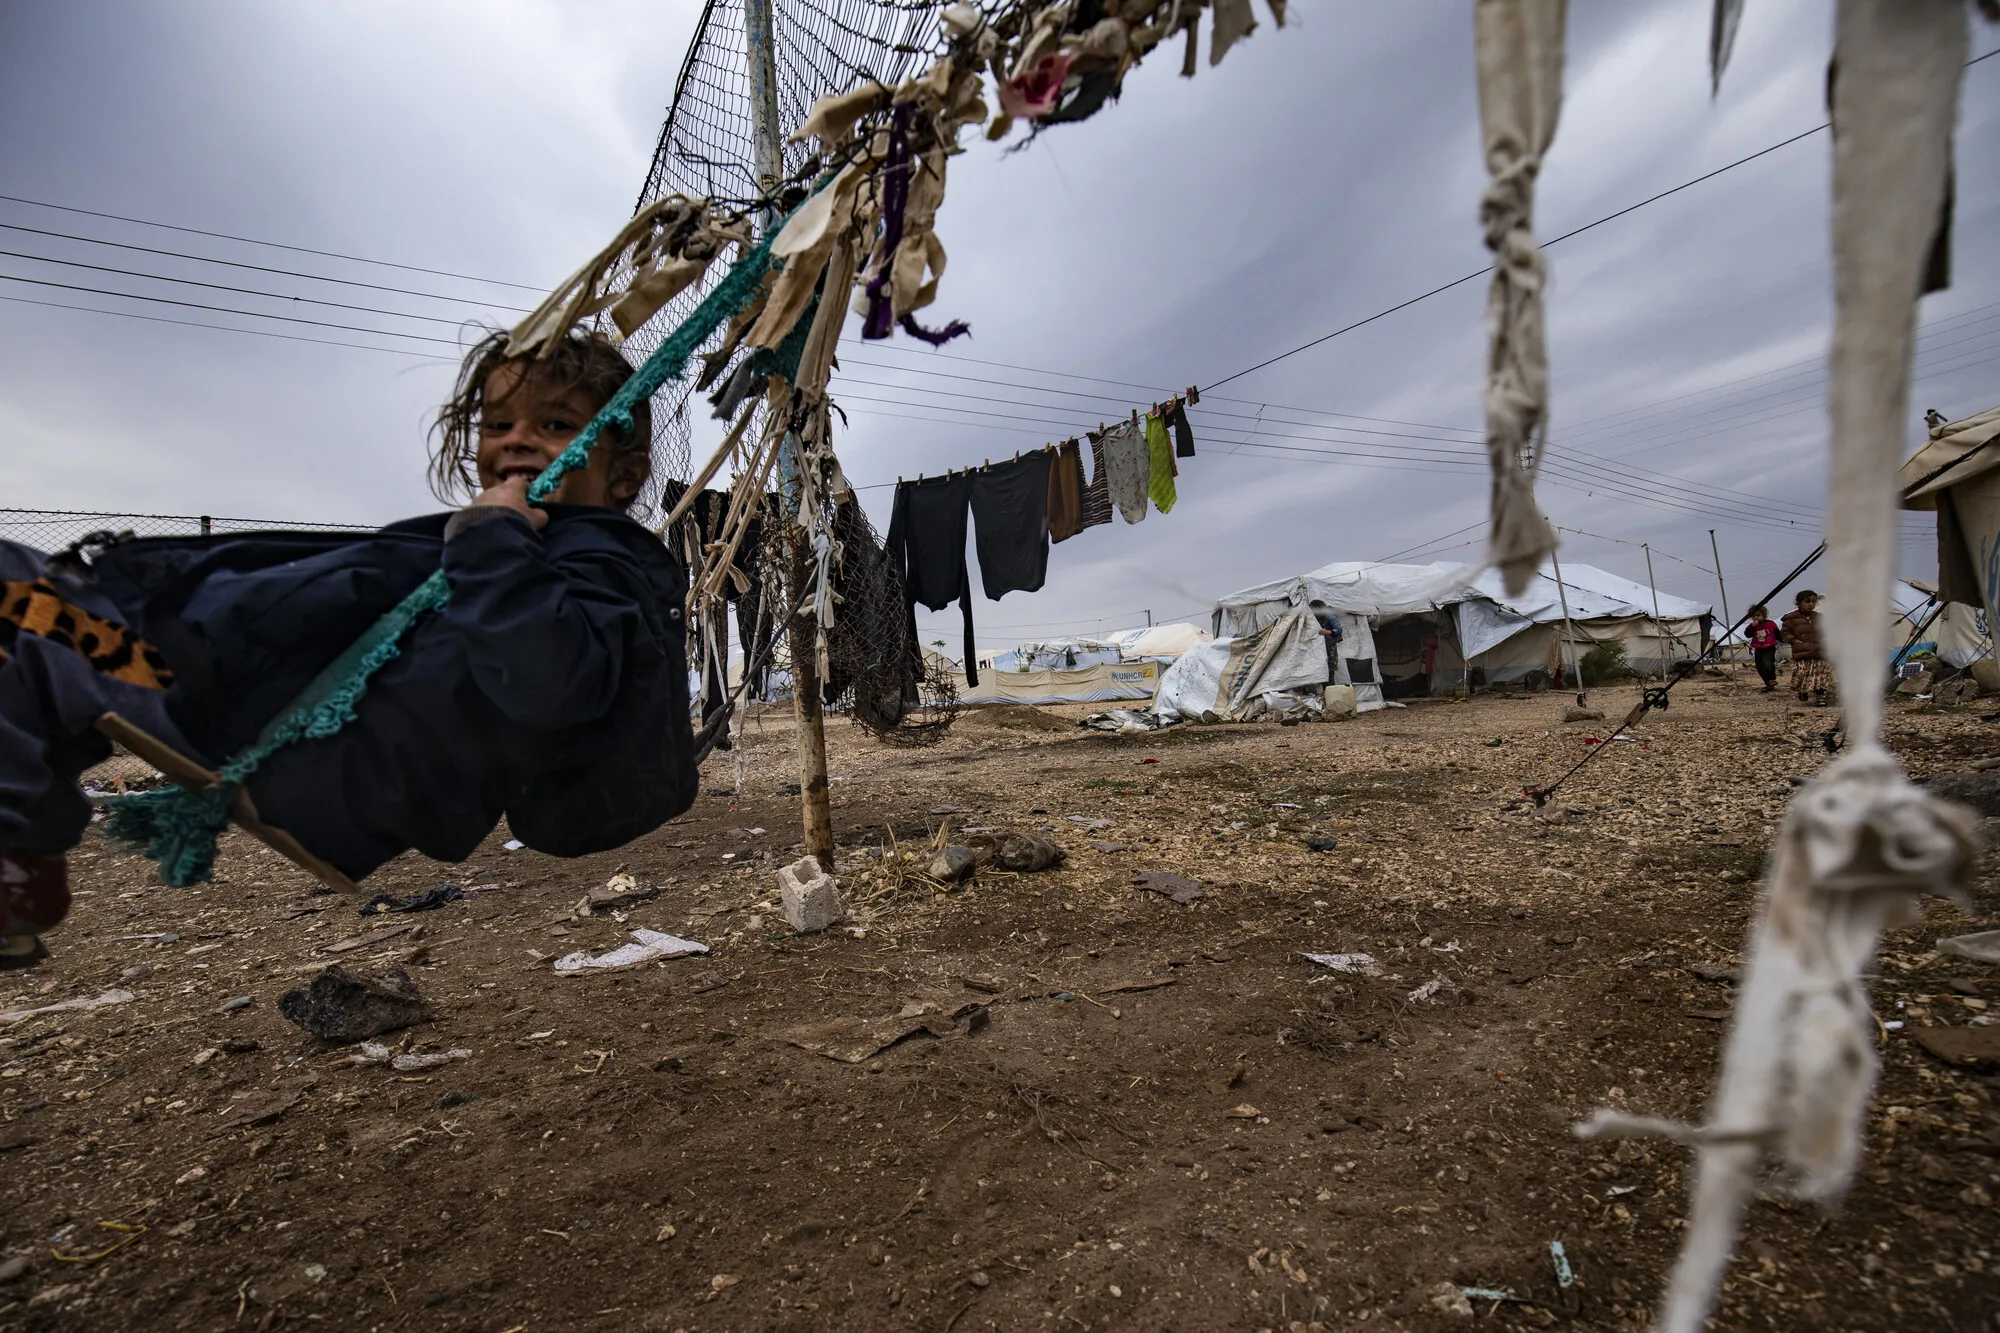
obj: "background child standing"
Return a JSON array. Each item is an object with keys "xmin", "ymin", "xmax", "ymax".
[{"xmin": 1746, "ymin": 604, "xmax": 1780, "ymax": 692}]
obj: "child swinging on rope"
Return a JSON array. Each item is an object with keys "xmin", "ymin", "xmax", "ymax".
[{"xmin": 0, "ymin": 329, "xmax": 697, "ymax": 969}]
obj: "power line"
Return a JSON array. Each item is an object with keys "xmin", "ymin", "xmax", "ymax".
[
  {"xmin": 0, "ymin": 193, "xmax": 548, "ymax": 291},
  {"xmin": 0, "ymin": 272, "xmax": 462, "ymax": 346},
  {"xmin": 0, "ymin": 246, "xmax": 487, "ymax": 328},
  {"xmin": 0, "ymin": 220, "xmax": 533, "ymax": 313},
  {"xmin": 1201, "ymin": 45, "xmax": 2000, "ymax": 393},
  {"xmin": 0, "ymin": 293, "xmax": 453, "ymax": 360}
]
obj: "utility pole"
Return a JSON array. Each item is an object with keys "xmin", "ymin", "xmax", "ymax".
[
  {"xmin": 1643, "ymin": 543, "xmax": 1669, "ymax": 682},
  {"xmin": 1708, "ymin": 528, "xmax": 1733, "ymax": 675},
  {"xmin": 1145, "ymin": 609, "xmax": 1153, "ymax": 627},
  {"xmin": 1550, "ymin": 548, "xmax": 1584, "ymax": 704},
  {"xmin": 744, "ymin": 0, "xmax": 836, "ymax": 872}
]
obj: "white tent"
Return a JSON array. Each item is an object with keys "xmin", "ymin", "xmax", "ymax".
[
  {"xmin": 1214, "ymin": 558, "xmax": 1712, "ymax": 695},
  {"xmin": 1104, "ymin": 622, "xmax": 1212, "ymax": 661}
]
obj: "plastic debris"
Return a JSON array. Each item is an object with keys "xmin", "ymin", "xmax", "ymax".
[
  {"xmin": 553, "ymin": 930, "xmax": 708, "ymax": 974},
  {"xmin": 0, "ymin": 989, "xmax": 135, "ymax": 1025},
  {"xmin": 1408, "ymin": 977, "xmax": 1447, "ymax": 1003},
  {"xmin": 502, "ymin": 839, "xmax": 525, "ymax": 851},
  {"xmin": 1937, "ymin": 930, "xmax": 2000, "ymax": 964},
  {"xmin": 1301, "ymin": 952, "xmax": 1382, "ymax": 977},
  {"xmin": 1133, "ymin": 871, "xmax": 1203, "ymax": 904},
  {"xmin": 1548, "ymin": 1240, "xmax": 1574, "ymax": 1289},
  {"xmin": 391, "ymin": 1048, "xmax": 472, "ymax": 1072},
  {"xmin": 362, "ymin": 883, "xmax": 463, "ymax": 915}
]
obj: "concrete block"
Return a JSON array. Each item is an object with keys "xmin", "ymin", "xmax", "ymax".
[{"xmin": 778, "ymin": 856, "xmax": 844, "ymax": 933}]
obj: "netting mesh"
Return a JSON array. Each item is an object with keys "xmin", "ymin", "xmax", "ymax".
[
  {"xmin": 0, "ymin": 509, "xmax": 375, "ymax": 557},
  {"xmin": 621, "ymin": 0, "xmax": 958, "ymax": 743}
]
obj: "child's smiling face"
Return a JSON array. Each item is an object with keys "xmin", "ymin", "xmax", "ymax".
[{"xmin": 475, "ymin": 362, "xmax": 616, "ymax": 507}]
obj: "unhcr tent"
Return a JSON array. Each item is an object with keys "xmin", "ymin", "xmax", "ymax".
[
  {"xmin": 957, "ymin": 659, "xmax": 1159, "ymax": 705},
  {"xmin": 1214, "ymin": 558, "xmax": 1712, "ymax": 697},
  {"xmin": 979, "ymin": 637, "xmax": 1121, "ymax": 673}
]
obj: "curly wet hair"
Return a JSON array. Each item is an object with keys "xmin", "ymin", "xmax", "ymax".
[{"xmin": 429, "ymin": 328, "xmax": 653, "ymax": 509}]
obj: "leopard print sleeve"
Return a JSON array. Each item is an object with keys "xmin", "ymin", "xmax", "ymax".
[{"xmin": 0, "ymin": 579, "xmax": 173, "ymax": 690}]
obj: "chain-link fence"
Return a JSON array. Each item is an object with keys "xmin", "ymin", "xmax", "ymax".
[{"xmin": 1, "ymin": 508, "xmax": 376, "ymax": 556}]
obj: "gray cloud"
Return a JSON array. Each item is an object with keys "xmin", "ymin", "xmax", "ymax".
[{"xmin": 2, "ymin": 0, "xmax": 1993, "ymax": 650}]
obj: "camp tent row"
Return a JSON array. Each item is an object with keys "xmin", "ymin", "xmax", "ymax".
[
  {"xmin": 957, "ymin": 622, "xmax": 1213, "ymax": 705},
  {"xmin": 1211, "ymin": 558, "xmax": 1714, "ymax": 707}
]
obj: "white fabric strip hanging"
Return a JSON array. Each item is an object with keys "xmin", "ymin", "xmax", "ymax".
[
  {"xmin": 1575, "ymin": 5, "xmax": 1979, "ymax": 1331},
  {"xmin": 1473, "ymin": 0, "xmax": 1566, "ymax": 597}
]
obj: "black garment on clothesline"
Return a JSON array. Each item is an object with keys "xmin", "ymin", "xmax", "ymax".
[
  {"xmin": 968, "ymin": 452, "xmax": 1052, "ymax": 601},
  {"xmin": 1167, "ymin": 402, "xmax": 1196, "ymax": 458},
  {"xmin": 886, "ymin": 472, "xmax": 978, "ymax": 686}
]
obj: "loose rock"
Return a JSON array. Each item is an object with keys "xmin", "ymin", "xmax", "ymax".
[
  {"xmin": 278, "ymin": 965, "xmax": 433, "ymax": 1044},
  {"xmin": 927, "ymin": 845, "xmax": 977, "ymax": 883}
]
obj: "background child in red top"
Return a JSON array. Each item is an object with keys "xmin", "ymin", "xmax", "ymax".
[{"xmin": 1746, "ymin": 603, "xmax": 1780, "ymax": 692}]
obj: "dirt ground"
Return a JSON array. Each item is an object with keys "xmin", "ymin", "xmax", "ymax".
[{"xmin": 3, "ymin": 678, "xmax": 1997, "ymax": 1331}]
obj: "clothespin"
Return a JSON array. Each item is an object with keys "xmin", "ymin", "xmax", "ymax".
[{"xmin": 1186, "ymin": 384, "xmax": 1200, "ymax": 405}]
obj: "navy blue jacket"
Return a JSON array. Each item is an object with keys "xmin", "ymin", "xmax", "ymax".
[{"xmin": 86, "ymin": 505, "xmax": 696, "ymax": 880}]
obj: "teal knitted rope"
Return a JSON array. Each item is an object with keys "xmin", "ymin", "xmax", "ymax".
[{"xmin": 528, "ymin": 231, "xmax": 780, "ymax": 503}]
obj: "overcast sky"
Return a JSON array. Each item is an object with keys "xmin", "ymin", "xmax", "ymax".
[{"xmin": 2, "ymin": 0, "xmax": 1995, "ymax": 654}]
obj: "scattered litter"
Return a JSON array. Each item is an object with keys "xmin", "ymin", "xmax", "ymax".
[
  {"xmin": 577, "ymin": 872, "xmax": 662, "ymax": 914},
  {"xmin": 502, "ymin": 839, "xmax": 525, "ymax": 851},
  {"xmin": 1302, "ymin": 953, "xmax": 1382, "ymax": 977},
  {"xmin": 554, "ymin": 930, "xmax": 709, "ymax": 975},
  {"xmin": 213, "ymin": 1078, "xmax": 315, "ymax": 1131},
  {"xmin": 121, "ymin": 932, "xmax": 180, "ymax": 944},
  {"xmin": 390, "ymin": 1048, "xmax": 472, "ymax": 1073},
  {"xmin": 781, "ymin": 1005, "xmax": 977, "ymax": 1063},
  {"xmin": 1937, "ymin": 930, "xmax": 2000, "ymax": 964},
  {"xmin": 1080, "ymin": 709, "xmax": 1169, "ymax": 733},
  {"xmin": 215, "ymin": 996, "xmax": 253, "ymax": 1014},
  {"xmin": 278, "ymin": 966, "xmax": 432, "ymax": 1043},
  {"xmin": 1882, "ymin": 1019, "xmax": 1904, "ymax": 1031},
  {"xmin": 362, "ymin": 884, "xmax": 463, "ymax": 916},
  {"xmin": 1428, "ymin": 940, "xmax": 1463, "ymax": 954},
  {"xmin": 1910, "ymin": 1025, "xmax": 2000, "ymax": 1068},
  {"xmin": 1461, "ymin": 1287, "xmax": 1524, "ymax": 1305},
  {"xmin": 1427, "ymin": 1281, "xmax": 1474, "ymax": 1317},
  {"xmin": 777, "ymin": 856, "xmax": 845, "ymax": 932},
  {"xmin": 1407, "ymin": 978, "xmax": 1447, "ymax": 1003},
  {"xmin": 0, "ymin": 989, "xmax": 135, "ymax": 1026},
  {"xmin": 1548, "ymin": 1240, "xmax": 1573, "ymax": 1289},
  {"xmin": 1133, "ymin": 871, "xmax": 1203, "ymax": 904},
  {"xmin": 1224, "ymin": 1104, "xmax": 1260, "ymax": 1119},
  {"xmin": 1066, "ymin": 816, "xmax": 1113, "ymax": 829}
]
